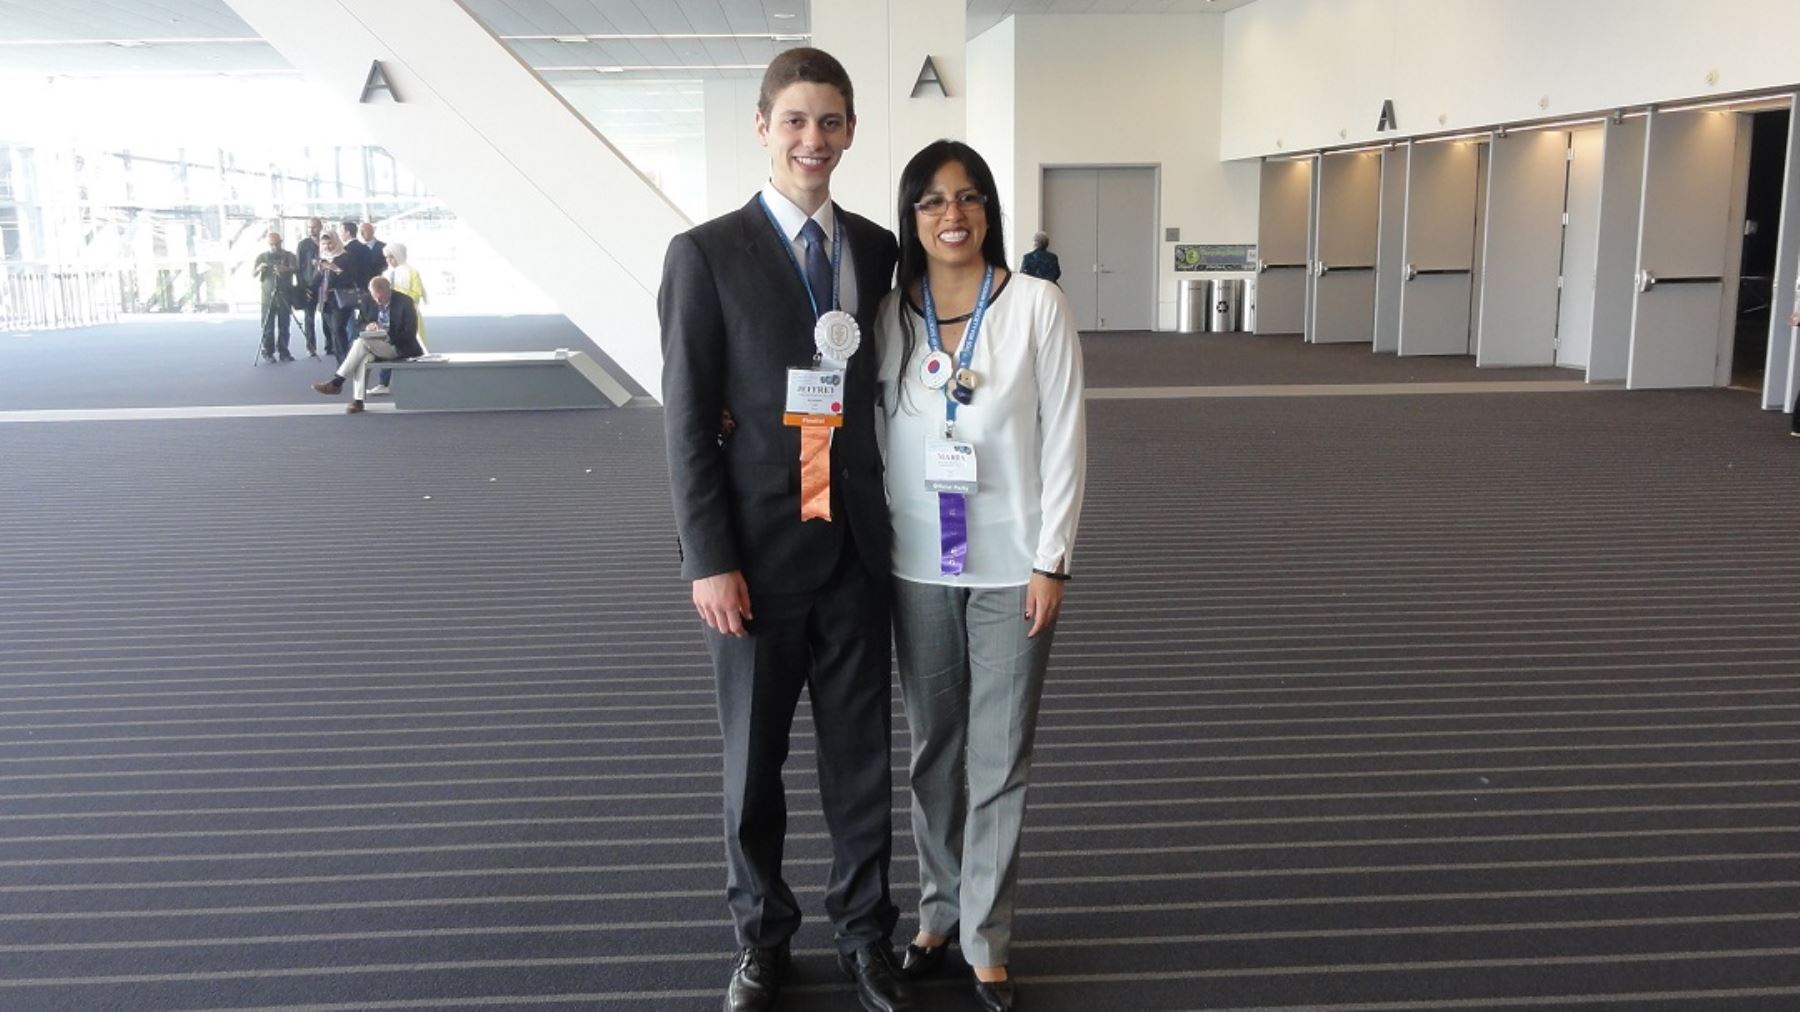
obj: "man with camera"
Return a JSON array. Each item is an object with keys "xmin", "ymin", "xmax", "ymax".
[{"xmin": 253, "ymin": 230, "xmax": 300, "ymax": 363}]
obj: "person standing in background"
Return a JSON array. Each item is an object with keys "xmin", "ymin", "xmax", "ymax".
[
  {"xmin": 295, "ymin": 217, "xmax": 323, "ymax": 359},
  {"xmin": 1019, "ymin": 231, "xmax": 1061, "ymax": 285},
  {"xmin": 252, "ymin": 230, "xmax": 299, "ymax": 363}
]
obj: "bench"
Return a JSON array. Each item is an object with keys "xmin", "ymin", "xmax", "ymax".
[{"xmin": 381, "ymin": 349, "xmax": 633, "ymax": 411}]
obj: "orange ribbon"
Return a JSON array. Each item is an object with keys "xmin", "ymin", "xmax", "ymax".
[{"xmin": 799, "ymin": 426, "xmax": 834, "ymax": 522}]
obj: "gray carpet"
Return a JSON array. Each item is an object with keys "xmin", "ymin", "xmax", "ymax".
[{"xmin": 3, "ymin": 374, "xmax": 1800, "ymax": 1009}]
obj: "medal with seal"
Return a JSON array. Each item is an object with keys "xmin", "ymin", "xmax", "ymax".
[{"xmin": 814, "ymin": 309, "xmax": 861, "ymax": 367}]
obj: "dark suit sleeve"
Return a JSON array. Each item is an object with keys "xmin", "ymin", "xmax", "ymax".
[
  {"xmin": 389, "ymin": 296, "xmax": 419, "ymax": 354},
  {"xmin": 659, "ymin": 232, "xmax": 739, "ymax": 580}
]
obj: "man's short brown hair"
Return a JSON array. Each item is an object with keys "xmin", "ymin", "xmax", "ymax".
[{"xmin": 758, "ymin": 47, "xmax": 854, "ymax": 121}]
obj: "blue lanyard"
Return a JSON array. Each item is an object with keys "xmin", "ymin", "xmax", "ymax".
[
  {"xmin": 922, "ymin": 264, "xmax": 995, "ymax": 435},
  {"xmin": 757, "ymin": 193, "xmax": 842, "ymax": 320}
]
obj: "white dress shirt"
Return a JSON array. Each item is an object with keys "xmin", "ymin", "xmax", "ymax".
[
  {"xmin": 876, "ymin": 273, "xmax": 1087, "ymax": 587},
  {"xmin": 759, "ymin": 182, "xmax": 859, "ymax": 317}
]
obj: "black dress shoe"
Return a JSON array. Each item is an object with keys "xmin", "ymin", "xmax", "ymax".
[
  {"xmin": 900, "ymin": 932, "xmax": 953, "ymax": 979},
  {"xmin": 725, "ymin": 944, "xmax": 788, "ymax": 1012},
  {"xmin": 973, "ymin": 976, "xmax": 1015, "ymax": 1012},
  {"xmin": 837, "ymin": 942, "xmax": 914, "ymax": 1012}
]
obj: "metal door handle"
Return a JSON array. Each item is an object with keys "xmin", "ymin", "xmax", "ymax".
[
  {"xmin": 1320, "ymin": 263, "xmax": 1374, "ymax": 275},
  {"xmin": 1637, "ymin": 270, "xmax": 1723, "ymax": 292},
  {"xmin": 1409, "ymin": 267, "xmax": 1472, "ymax": 279},
  {"xmin": 1099, "ymin": 266, "xmax": 1115, "ymax": 274},
  {"xmin": 1259, "ymin": 261, "xmax": 1307, "ymax": 273}
]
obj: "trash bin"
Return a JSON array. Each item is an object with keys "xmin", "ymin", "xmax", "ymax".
[
  {"xmin": 1177, "ymin": 278, "xmax": 1212, "ymax": 334},
  {"xmin": 1209, "ymin": 278, "xmax": 1244, "ymax": 333}
]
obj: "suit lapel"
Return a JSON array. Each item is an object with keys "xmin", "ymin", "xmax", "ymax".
[{"xmin": 740, "ymin": 198, "xmax": 814, "ymax": 326}]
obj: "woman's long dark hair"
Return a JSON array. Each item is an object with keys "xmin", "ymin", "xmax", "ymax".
[{"xmin": 889, "ymin": 140, "xmax": 1008, "ymax": 416}]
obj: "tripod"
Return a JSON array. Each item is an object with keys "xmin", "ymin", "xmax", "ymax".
[{"xmin": 250, "ymin": 275, "xmax": 304, "ymax": 367}]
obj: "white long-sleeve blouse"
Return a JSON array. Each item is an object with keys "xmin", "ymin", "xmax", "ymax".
[{"xmin": 875, "ymin": 272, "xmax": 1087, "ymax": 587}]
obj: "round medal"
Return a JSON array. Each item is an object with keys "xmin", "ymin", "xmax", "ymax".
[
  {"xmin": 920, "ymin": 351, "xmax": 954, "ymax": 389},
  {"xmin": 814, "ymin": 310, "xmax": 861, "ymax": 365}
]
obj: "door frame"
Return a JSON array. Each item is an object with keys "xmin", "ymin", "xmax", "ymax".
[{"xmin": 1038, "ymin": 162, "xmax": 1161, "ymax": 331}]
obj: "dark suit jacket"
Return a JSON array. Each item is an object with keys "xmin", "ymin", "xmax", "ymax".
[
  {"xmin": 344, "ymin": 239, "xmax": 376, "ymax": 290},
  {"xmin": 660, "ymin": 195, "xmax": 898, "ymax": 597},
  {"xmin": 296, "ymin": 236, "xmax": 321, "ymax": 305},
  {"xmin": 357, "ymin": 290, "xmax": 424, "ymax": 359}
]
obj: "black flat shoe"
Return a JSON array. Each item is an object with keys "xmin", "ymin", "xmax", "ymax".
[
  {"xmin": 724, "ymin": 944, "xmax": 789, "ymax": 1012},
  {"xmin": 973, "ymin": 976, "xmax": 1015, "ymax": 1012},
  {"xmin": 901, "ymin": 937, "xmax": 950, "ymax": 978}
]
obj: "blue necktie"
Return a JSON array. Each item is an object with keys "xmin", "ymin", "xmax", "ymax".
[{"xmin": 800, "ymin": 218, "xmax": 831, "ymax": 320}]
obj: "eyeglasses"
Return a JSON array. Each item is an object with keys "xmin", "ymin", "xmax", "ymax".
[{"xmin": 913, "ymin": 192, "xmax": 989, "ymax": 217}]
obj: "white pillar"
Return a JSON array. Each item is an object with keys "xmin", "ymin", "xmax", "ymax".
[
  {"xmin": 221, "ymin": 0, "xmax": 688, "ymax": 397},
  {"xmin": 812, "ymin": 0, "xmax": 967, "ymax": 231}
]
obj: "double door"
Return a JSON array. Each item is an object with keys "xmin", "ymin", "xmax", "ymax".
[{"xmin": 1041, "ymin": 166, "xmax": 1156, "ymax": 331}]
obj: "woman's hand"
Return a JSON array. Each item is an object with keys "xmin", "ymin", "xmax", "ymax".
[{"xmin": 1024, "ymin": 572, "xmax": 1065, "ymax": 638}]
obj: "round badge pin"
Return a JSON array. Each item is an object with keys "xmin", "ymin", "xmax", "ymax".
[
  {"xmin": 814, "ymin": 310, "xmax": 861, "ymax": 366},
  {"xmin": 920, "ymin": 351, "xmax": 953, "ymax": 389},
  {"xmin": 953, "ymin": 368, "xmax": 979, "ymax": 391}
]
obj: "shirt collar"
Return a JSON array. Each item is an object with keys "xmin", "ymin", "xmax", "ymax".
[{"xmin": 761, "ymin": 181, "xmax": 835, "ymax": 245}]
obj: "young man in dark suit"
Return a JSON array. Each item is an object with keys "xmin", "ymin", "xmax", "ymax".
[{"xmin": 659, "ymin": 47, "xmax": 910, "ymax": 1012}]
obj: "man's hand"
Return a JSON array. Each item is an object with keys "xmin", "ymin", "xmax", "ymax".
[
  {"xmin": 1023, "ymin": 572, "xmax": 1065, "ymax": 639},
  {"xmin": 694, "ymin": 571, "xmax": 753, "ymax": 637},
  {"xmin": 363, "ymin": 322, "xmax": 381, "ymax": 333}
]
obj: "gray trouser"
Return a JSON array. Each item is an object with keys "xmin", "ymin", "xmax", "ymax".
[{"xmin": 892, "ymin": 578, "xmax": 1055, "ymax": 967}]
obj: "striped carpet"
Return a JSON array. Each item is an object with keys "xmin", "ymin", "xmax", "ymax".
[{"xmin": 3, "ymin": 379, "xmax": 1800, "ymax": 1010}]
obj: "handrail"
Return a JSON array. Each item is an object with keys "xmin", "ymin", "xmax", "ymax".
[{"xmin": 0, "ymin": 267, "xmax": 122, "ymax": 331}]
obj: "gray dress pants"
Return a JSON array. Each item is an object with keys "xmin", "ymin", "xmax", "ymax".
[{"xmin": 892, "ymin": 578, "xmax": 1055, "ymax": 967}]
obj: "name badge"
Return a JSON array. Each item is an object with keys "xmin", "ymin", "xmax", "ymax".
[
  {"xmin": 784, "ymin": 368, "xmax": 846, "ymax": 427},
  {"xmin": 924, "ymin": 438, "xmax": 977, "ymax": 493}
]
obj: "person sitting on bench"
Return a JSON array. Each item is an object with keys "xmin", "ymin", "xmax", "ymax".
[{"xmin": 311, "ymin": 276, "xmax": 423, "ymax": 414}]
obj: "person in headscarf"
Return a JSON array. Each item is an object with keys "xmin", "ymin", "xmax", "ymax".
[{"xmin": 370, "ymin": 242, "xmax": 428, "ymax": 396}]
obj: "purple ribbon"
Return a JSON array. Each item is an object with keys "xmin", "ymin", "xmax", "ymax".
[{"xmin": 938, "ymin": 492, "xmax": 968, "ymax": 576}]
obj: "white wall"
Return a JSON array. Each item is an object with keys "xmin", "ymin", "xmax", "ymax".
[
  {"xmin": 964, "ymin": 18, "xmax": 1017, "ymax": 252},
  {"xmin": 813, "ymin": 0, "xmax": 967, "ymax": 231},
  {"xmin": 702, "ymin": 78, "xmax": 769, "ymax": 220},
  {"xmin": 1222, "ymin": 0, "xmax": 1800, "ymax": 160},
  {"xmin": 553, "ymin": 79, "xmax": 707, "ymax": 222},
  {"xmin": 1009, "ymin": 15, "xmax": 1259, "ymax": 330}
]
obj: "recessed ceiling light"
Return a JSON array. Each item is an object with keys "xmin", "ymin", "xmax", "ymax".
[
  {"xmin": 554, "ymin": 35, "xmax": 587, "ymax": 44},
  {"xmin": 771, "ymin": 34, "xmax": 806, "ymax": 42},
  {"xmin": 107, "ymin": 40, "xmax": 149, "ymax": 48},
  {"xmin": 773, "ymin": 12, "xmax": 797, "ymax": 19}
]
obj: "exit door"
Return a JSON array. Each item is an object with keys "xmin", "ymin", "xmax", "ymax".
[
  {"xmin": 1398, "ymin": 140, "xmax": 1481, "ymax": 356},
  {"xmin": 1628, "ymin": 109, "xmax": 1740, "ymax": 389},
  {"xmin": 1256, "ymin": 157, "xmax": 1313, "ymax": 334},
  {"xmin": 1041, "ymin": 166, "xmax": 1156, "ymax": 331},
  {"xmin": 1311, "ymin": 150, "xmax": 1381, "ymax": 344}
]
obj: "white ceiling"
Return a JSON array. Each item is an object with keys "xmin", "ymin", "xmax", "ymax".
[
  {"xmin": 966, "ymin": 0, "xmax": 1259, "ymax": 39},
  {"xmin": 0, "ymin": 0, "xmax": 1260, "ymax": 77}
]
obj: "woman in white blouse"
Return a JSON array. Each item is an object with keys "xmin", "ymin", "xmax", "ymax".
[{"xmin": 875, "ymin": 140, "xmax": 1086, "ymax": 1012}]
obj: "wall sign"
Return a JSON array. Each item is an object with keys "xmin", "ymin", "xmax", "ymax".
[
  {"xmin": 1174, "ymin": 244, "xmax": 1256, "ymax": 273},
  {"xmin": 360, "ymin": 61, "xmax": 402, "ymax": 103},
  {"xmin": 1376, "ymin": 98, "xmax": 1397, "ymax": 132},
  {"xmin": 911, "ymin": 56, "xmax": 949, "ymax": 98}
]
